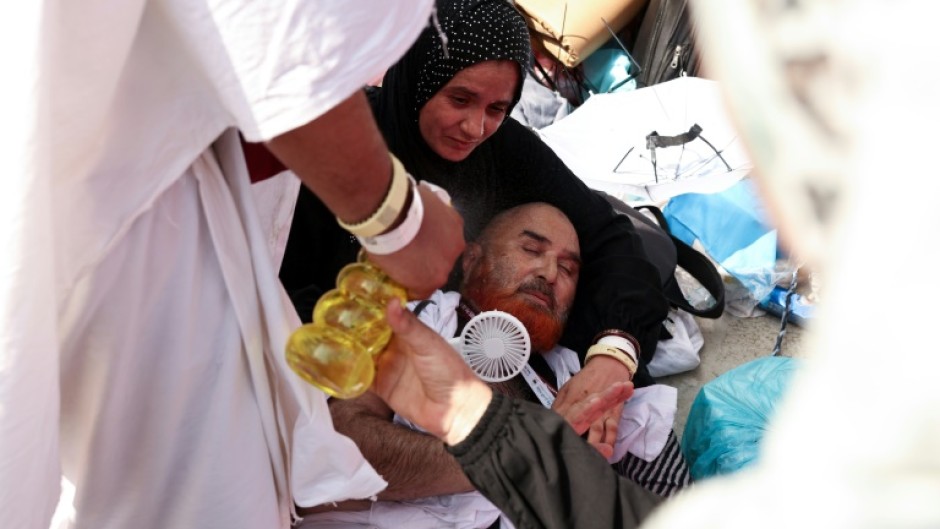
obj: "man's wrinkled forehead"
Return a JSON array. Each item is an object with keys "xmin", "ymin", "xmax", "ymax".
[{"xmin": 478, "ymin": 203, "xmax": 580, "ymax": 256}]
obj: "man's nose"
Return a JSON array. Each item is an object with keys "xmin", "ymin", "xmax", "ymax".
[{"xmin": 536, "ymin": 256, "xmax": 558, "ymax": 284}]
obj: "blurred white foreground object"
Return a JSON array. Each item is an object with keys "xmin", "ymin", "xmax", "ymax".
[{"xmin": 642, "ymin": 1, "xmax": 940, "ymax": 528}]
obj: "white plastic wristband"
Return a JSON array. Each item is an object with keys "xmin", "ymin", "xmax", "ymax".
[
  {"xmin": 419, "ymin": 180, "xmax": 452, "ymax": 206},
  {"xmin": 597, "ymin": 335, "xmax": 639, "ymax": 365},
  {"xmin": 358, "ymin": 177, "xmax": 423, "ymax": 255}
]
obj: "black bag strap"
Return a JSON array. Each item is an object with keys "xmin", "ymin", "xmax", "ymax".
[{"xmin": 637, "ymin": 205, "xmax": 725, "ymax": 319}]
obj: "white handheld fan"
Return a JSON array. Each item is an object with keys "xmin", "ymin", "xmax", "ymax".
[{"xmin": 448, "ymin": 310, "xmax": 531, "ymax": 382}]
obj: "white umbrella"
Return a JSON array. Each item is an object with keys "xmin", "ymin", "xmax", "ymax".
[{"xmin": 537, "ymin": 76, "xmax": 752, "ymax": 203}]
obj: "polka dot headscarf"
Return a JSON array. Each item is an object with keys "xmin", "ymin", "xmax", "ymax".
[
  {"xmin": 370, "ymin": 0, "xmax": 533, "ymax": 178},
  {"xmin": 413, "ymin": 0, "xmax": 532, "ymax": 115}
]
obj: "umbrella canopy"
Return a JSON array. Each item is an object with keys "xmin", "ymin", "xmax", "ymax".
[{"xmin": 537, "ymin": 76, "xmax": 752, "ymax": 203}]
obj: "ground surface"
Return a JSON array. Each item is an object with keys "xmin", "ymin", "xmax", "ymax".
[{"xmin": 660, "ymin": 311, "xmax": 808, "ymax": 440}]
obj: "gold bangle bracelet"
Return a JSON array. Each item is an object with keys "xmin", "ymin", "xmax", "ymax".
[
  {"xmin": 337, "ymin": 153, "xmax": 411, "ymax": 238},
  {"xmin": 592, "ymin": 329, "xmax": 641, "ymax": 357},
  {"xmin": 585, "ymin": 344, "xmax": 637, "ymax": 378}
]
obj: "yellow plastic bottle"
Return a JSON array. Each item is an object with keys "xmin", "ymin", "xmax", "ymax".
[{"xmin": 285, "ymin": 258, "xmax": 406, "ymax": 399}]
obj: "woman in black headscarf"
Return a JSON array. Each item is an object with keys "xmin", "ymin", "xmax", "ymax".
[{"xmin": 279, "ymin": 0, "xmax": 667, "ymax": 384}]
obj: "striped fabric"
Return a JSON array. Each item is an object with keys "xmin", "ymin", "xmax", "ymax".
[{"xmin": 614, "ymin": 430, "xmax": 692, "ymax": 497}]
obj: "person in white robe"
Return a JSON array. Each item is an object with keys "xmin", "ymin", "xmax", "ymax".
[{"xmin": 0, "ymin": 1, "xmax": 466, "ymax": 528}]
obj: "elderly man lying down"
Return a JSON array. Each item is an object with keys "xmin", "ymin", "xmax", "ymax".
[{"xmin": 300, "ymin": 203, "xmax": 688, "ymax": 529}]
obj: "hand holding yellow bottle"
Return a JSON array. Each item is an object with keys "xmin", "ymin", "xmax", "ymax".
[{"xmin": 285, "ymin": 255, "xmax": 407, "ymax": 399}]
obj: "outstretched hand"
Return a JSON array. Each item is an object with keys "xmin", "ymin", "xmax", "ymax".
[
  {"xmin": 372, "ymin": 301, "xmax": 637, "ymax": 451},
  {"xmin": 372, "ymin": 300, "xmax": 492, "ymax": 446},
  {"xmin": 266, "ymin": 91, "xmax": 464, "ymax": 300},
  {"xmin": 562, "ymin": 382, "xmax": 632, "ymax": 434}
]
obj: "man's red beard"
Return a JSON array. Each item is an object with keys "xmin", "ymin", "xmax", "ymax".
[{"xmin": 469, "ymin": 288, "xmax": 566, "ymax": 353}]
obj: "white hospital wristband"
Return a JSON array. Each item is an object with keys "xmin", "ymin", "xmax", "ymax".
[
  {"xmin": 358, "ymin": 178, "xmax": 423, "ymax": 255},
  {"xmin": 597, "ymin": 335, "xmax": 639, "ymax": 365}
]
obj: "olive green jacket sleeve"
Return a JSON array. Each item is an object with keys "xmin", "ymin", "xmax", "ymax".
[{"xmin": 448, "ymin": 393, "xmax": 663, "ymax": 529}]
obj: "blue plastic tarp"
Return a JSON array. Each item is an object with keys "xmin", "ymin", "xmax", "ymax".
[{"xmin": 681, "ymin": 356, "xmax": 799, "ymax": 480}]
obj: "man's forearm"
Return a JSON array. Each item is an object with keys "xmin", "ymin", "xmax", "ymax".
[
  {"xmin": 330, "ymin": 397, "xmax": 475, "ymax": 501},
  {"xmin": 265, "ymin": 90, "xmax": 391, "ymax": 225},
  {"xmin": 367, "ymin": 420, "xmax": 474, "ymax": 501}
]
